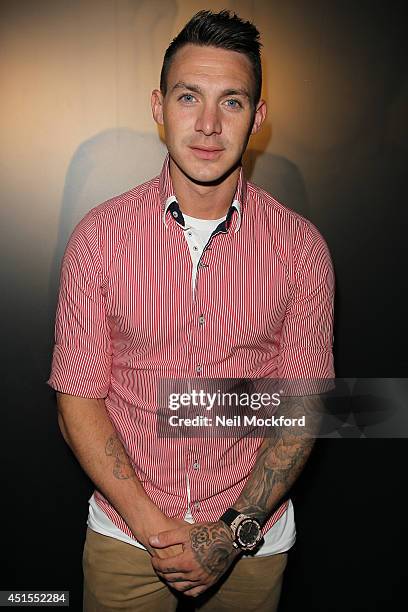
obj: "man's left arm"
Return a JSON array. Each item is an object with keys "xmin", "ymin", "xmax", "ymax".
[
  {"xmin": 231, "ymin": 393, "xmax": 324, "ymax": 522},
  {"xmin": 149, "ymin": 395, "xmax": 324, "ymax": 597}
]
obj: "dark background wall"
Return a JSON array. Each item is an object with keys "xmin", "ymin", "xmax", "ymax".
[{"xmin": 1, "ymin": 1, "xmax": 407, "ymax": 610}]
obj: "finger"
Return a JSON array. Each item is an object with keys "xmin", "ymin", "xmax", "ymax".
[
  {"xmin": 184, "ymin": 585, "xmax": 209, "ymax": 598},
  {"xmin": 149, "ymin": 528, "xmax": 186, "ymax": 548},
  {"xmin": 151, "ymin": 554, "xmax": 188, "ymax": 574},
  {"xmin": 168, "ymin": 581, "xmax": 202, "ymax": 593},
  {"xmin": 156, "ymin": 571, "xmax": 201, "ymax": 585}
]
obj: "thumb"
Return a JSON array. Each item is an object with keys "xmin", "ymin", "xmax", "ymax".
[{"xmin": 148, "ymin": 528, "xmax": 183, "ymax": 548}]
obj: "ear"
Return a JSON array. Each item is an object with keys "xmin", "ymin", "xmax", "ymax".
[
  {"xmin": 251, "ymin": 99, "xmax": 267, "ymax": 135},
  {"xmin": 151, "ymin": 89, "xmax": 164, "ymax": 125}
]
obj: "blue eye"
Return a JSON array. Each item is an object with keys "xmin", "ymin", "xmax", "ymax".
[
  {"xmin": 225, "ymin": 99, "xmax": 241, "ymax": 108},
  {"xmin": 180, "ymin": 94, "xmax": 196, "ymax": 103}
]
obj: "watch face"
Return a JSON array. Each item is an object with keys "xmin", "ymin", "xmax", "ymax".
[{"xmin": 237, "ymin": 519, "xmax": 261, "ymax": 547}]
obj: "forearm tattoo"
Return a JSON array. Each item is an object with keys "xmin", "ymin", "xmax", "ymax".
[
  {"xmin": 190, "ymin": 523, "xmax": 237, "ymax": 578},
  {"xmin": 235, "ymin": 396, "xmax": 324, "ymax": 524},
  {"xmin": 105, "ymin": 433, "xmax": 136, "ymax": 480}
]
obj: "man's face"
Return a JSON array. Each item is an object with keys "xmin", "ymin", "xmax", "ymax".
[{"xmin": 152, "ymin": 44, "xmax": 266, "ymax": 184}]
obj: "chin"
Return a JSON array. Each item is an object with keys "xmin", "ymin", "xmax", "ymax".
[
  {"xmin": 184, "ymin": 158, "xmax": 239, "ymax": 185},
  {"xmin": 189, "ymin": 167, "xmax": 224, "ymax": 183}
]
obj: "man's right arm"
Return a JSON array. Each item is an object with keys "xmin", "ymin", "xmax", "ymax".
[
  {"xmin": 56, "ymin": 392, "xmax": 184, "ymax": 557},
  {"xmin": 51, "ymin": 213, "xmax": 183, "ymax": 557}
]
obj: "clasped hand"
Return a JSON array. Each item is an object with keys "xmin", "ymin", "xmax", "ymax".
[{"xmin": 149, "ymin": 521, "xmax": 240, "ymax": 598}]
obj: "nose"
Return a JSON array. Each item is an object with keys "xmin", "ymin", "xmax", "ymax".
[{"xmin": 195, "ymin": 103, "xmax": 222, "ymax": 136}]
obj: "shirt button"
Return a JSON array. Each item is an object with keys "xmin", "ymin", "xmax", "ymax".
[
  {"xmin": 194, "ymin": 502, "xmax": 201, "ymax": 511},
  {"xmin": 193, "ymin": 461, "xmax": 200, "ymax": 470},
  {"xmin": 196, "ymin": 365, "xmax": 202, "ymax": 373},
  {"xmin": 172, "ymin": 211, "xmax": 178, "ymax": 218},
  {"xmin": 193, "ymin": 246, "xmax": 198, "ymax": 251},
  {"xmin": 187, "ymin": 232, "xmax": 192, "ymax": 237},
  {"xmin": 199, "ymin": 315, "xmax": 205, "ymax": 325}
]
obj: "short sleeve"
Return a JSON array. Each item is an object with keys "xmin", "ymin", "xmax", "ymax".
[
  {"xmin": 47, "ymin": 211, "xmax": 112, "ymax": 398},
  {"xmin": 277, "ymin": 221, "xmax": 335, "ymax": 394}
]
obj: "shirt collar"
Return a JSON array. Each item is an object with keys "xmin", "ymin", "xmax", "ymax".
[{"xmin": 159, "ymin": 153, "xmax": 246, "ymax": 233}]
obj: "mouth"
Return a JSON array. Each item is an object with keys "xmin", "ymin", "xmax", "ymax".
[{"xmin": 189, "ymin": 146, "xmax": 224, "ymax": 160}]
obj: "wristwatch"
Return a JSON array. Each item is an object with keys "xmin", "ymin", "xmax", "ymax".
[{"xmin": 219, "ymin": 508, "xmax": 263, "ymax": 552}]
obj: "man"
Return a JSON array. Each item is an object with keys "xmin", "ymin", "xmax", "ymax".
[{"xmin": 48, "ymin": 9, "xmax": 334, "ymax": 612}]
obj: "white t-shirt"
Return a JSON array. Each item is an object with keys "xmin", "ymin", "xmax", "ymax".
[{"xmin": 87, "ymin": 210, "xmax": 296, "ymax": 556}]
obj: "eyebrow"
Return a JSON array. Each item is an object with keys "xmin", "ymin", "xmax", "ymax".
[{"xmin": 172, "ymin": 81, "xmax": 251, "ymax": 100}]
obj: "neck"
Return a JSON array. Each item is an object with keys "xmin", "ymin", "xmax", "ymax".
[{"xmin": 169, "ymin": 157, "xmax": 240, "ymax": 220}]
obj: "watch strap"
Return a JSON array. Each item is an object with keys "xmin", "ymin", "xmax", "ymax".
[{"xmin": 219, "ymin": 508, "xmax": 241, "ymax": 527}]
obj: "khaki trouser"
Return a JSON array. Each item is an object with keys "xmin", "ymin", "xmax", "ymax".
[{"xmin": 83, "ymin": 527, "xmax": 288, "ymax": 611}]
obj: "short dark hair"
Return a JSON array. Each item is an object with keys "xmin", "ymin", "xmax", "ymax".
[{"xmin": 160, "ymin": 10, "xmax": 262, "ymax": 106}]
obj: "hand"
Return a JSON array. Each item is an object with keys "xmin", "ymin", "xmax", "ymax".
[{"xmin": 149, "ymin": 521, "xmax": 241, "ymax": 597}]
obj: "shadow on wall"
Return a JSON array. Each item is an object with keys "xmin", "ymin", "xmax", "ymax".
[
  {"xmin": 243, "ymin": 149, "xmax": 309, "ymax": 217},
  {"xmin": 48, "ymin": 129, "xmax": 308, "ymax": 316},
  {"xmin": 48, "ymin": 129, "xmax": 167, "ymax": 312}
]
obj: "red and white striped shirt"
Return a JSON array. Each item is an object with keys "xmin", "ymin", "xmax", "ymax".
[{"xmin": 48, "ymin": 154, "xmax": 334, "ymax": 539}]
